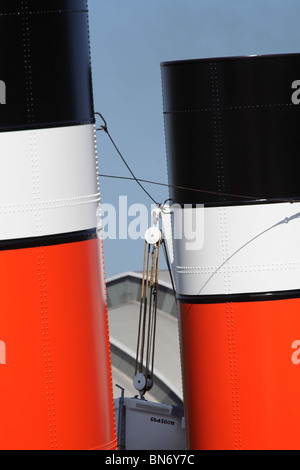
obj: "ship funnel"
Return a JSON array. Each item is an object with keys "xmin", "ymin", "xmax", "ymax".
[
  {"xmin": 161, "ymin": 53, "xmax": 300, "ymax": 450},
  {"xmin": 0, "ymin": 0, "xmax": 116, "ymax": 450}
]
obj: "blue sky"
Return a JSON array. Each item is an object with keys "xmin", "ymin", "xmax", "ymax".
[{"xmin": 88, "ymin": 0, "xmax": 300, "ymax": 278}]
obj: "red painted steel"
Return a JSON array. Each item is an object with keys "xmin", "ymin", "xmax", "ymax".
[
  {"xmin": 0, "ymin": 238, "xmax": 117, "ymax": 450},
  {"xmin": 179, "ymin": 299, "xmax": 300, "ymax": 450}
]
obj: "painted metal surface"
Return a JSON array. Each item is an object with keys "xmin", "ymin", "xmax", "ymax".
[
  {"xmin": 0, "ymin": 0, "xmax": 116, "ymax": 450},
  {"xmin": 162, "ymin": 53, "xmax": 300, "ymax": 449}
]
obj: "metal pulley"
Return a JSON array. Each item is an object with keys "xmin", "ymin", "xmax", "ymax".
[
  {"xmin": 144, "ymin": 208, "xmax": 162, "ymax": 245},
  {"xmin": 133, "ymin": 373, "xmax": 153, "ymax": 394}
]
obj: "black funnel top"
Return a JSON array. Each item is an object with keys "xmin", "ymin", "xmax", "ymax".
[
  {"xmin": 161, "ymin": 53, "xmax": 300, "ymax": 205},
  {"xmin": 0, "ymin": 0, "xmax": 94, "ymax": 132}
]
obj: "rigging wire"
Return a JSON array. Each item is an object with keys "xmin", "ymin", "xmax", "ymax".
[
  {"xmin": 94, "ymin": 112, "xmax": 260, "ymax": 203},
  {"xmin": 95, "ymin": 112, "xmax": 159, "ymax": 205},
  {"xmin": 95, "ymin": 111, "xmax": 300, "ymax": 397},
  {"xmin": 95, "ymin": 112, "xmax": 300, "ymax": 205},
  {"xmin": 161, "ymin": 238, "xmax": 177, "ymax": 303},
  {"xmin": 98, "ymin": 173, "xmax": 257, "ymax": 201}
]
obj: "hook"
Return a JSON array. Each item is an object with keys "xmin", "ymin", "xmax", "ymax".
[{"xmin": 95, "ymin": 112, "xmax": 108, "ymax": 133}]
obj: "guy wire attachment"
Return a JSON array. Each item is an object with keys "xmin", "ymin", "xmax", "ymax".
[{"xmin": 95, "ymin": 112, "xmax": 108, "ymax": 133}]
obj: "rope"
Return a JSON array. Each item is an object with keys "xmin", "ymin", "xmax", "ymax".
[
  {"xmin": 151, "ymin": 239, "xmax": 161, "ymax": 379},
  {"xmin": 134, "ymin": 238, "xmax": 162, "ymax": 396},
  {"xmin": 135, "ymin": 241, "xmax": 148, "ymax": 376},
  {"xmin": 139, "ymin": 243, "xmax": 150, "ymax": 374}
]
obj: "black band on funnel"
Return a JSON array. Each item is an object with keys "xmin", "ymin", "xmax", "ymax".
[
  {"xmin": 0, "ymin": 0, "xmax": 94, "ymax": 132},
  {"xmin": 161, "ymin": 54, "xmax": 300, "ymax": 204},
  {"xmin": 0, "ymin": 229, "xmax": 97, "ymax": 251},
  {"xmin": 177, "ymin": 289, "xmax": 300, "ymax": 304}
]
